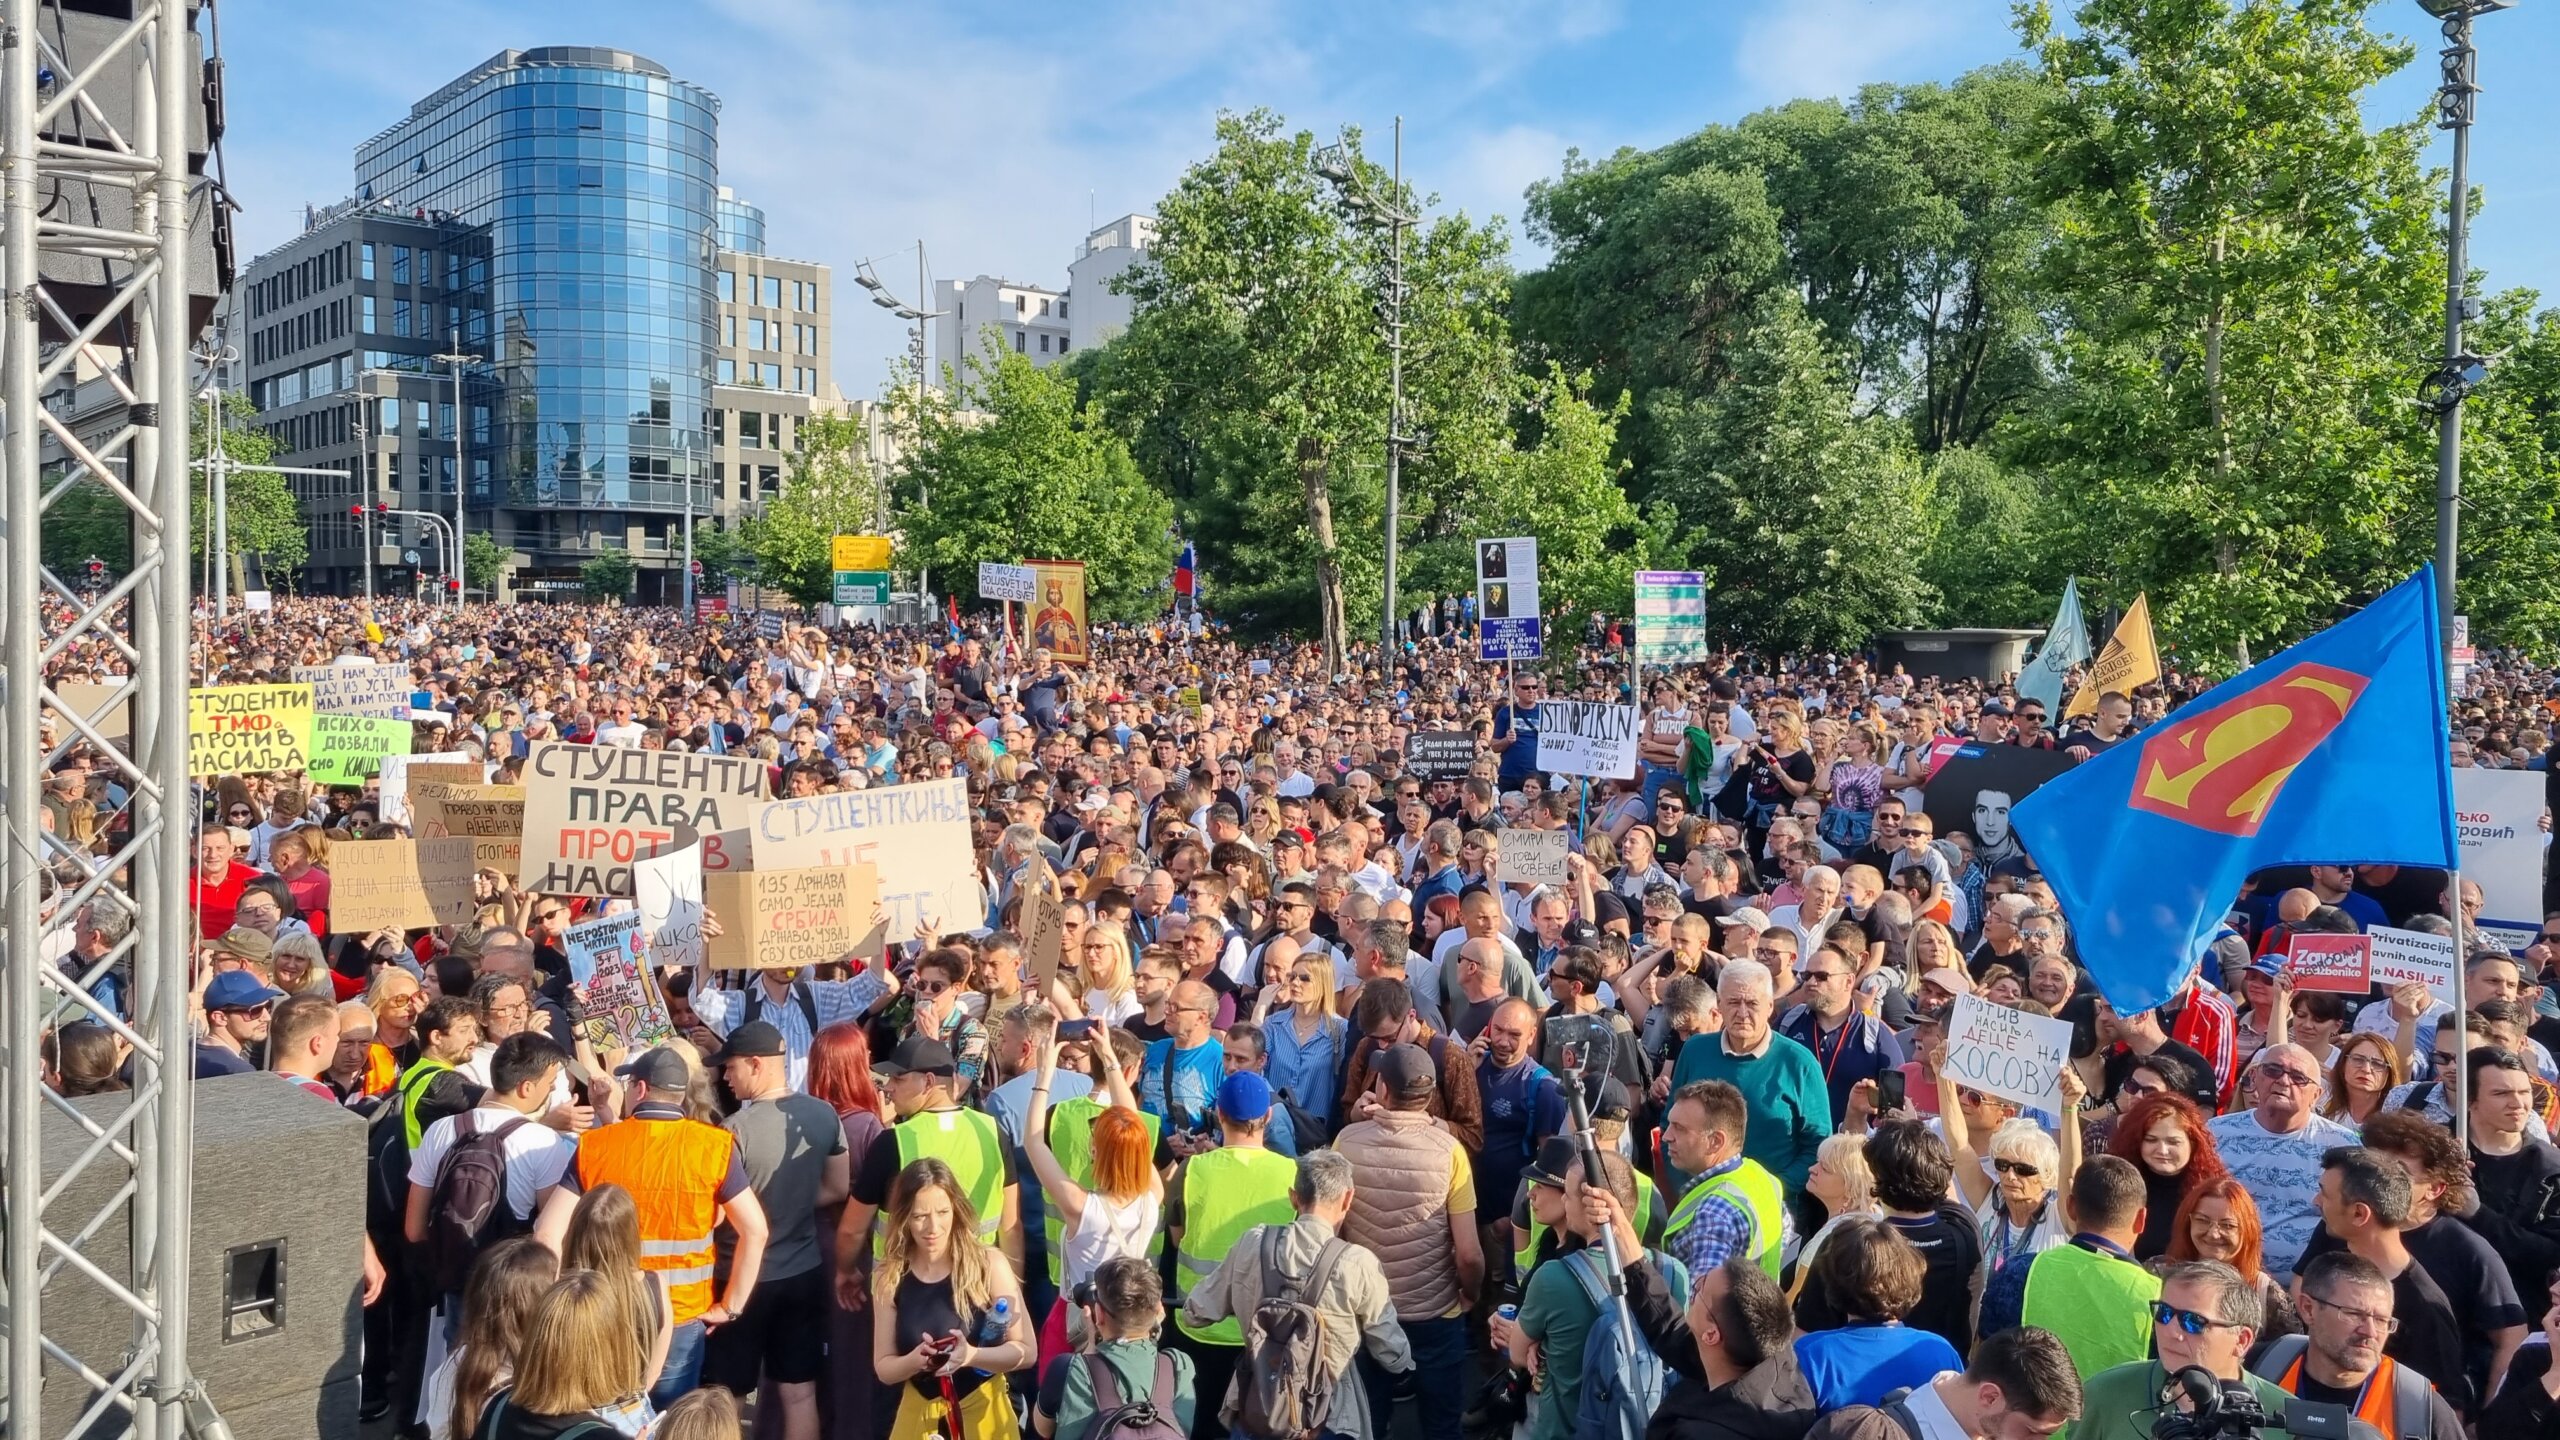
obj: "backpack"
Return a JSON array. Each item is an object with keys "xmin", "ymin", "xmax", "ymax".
[
  {"xmin": 1083, "ymin": 1350, "xmax": 1186, "ymax": 1440},
  {"xmin": 1234, "ymin": 1228, "xmax": 1351, "ymax": 1440},
  {"xmin": 747, "ymin": 978, "xmax": 820, "ymax": 1036},
  {"xmin": 422, "ymin": 1111, "xmax": 532, "ymax": 1296},
  {"xmin": 1563, "ymin": 1244, "xmax": 1689, "ymax": 1440}
]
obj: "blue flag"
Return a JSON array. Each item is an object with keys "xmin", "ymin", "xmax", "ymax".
[
  {"xmin": 2016, "ymin": 578, "xmax": 2089, "ymax": 715},
  {"xmin": 2011, "ymin": 568, "xmax": 2455, "ymax": 1013}
]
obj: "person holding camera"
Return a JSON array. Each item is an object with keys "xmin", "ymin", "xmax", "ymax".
[
  {"xmin": 2071, "ymin": 1261, "xmax": 2290, "ymax": 1440},
  {"xmin": 1033, "ymin": 1255, "xmax": 1195, "ymax": 1440},
  {"xmin": 2246, "ymin": 1252, "xmax": 2463, "ymax": 1440}
]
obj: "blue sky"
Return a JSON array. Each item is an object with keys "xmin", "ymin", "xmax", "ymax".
[{"xmin": 222, "ymin": 0, "xmax": 2560, "ymax": 399}]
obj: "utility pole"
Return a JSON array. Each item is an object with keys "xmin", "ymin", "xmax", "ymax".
[
  {"xmin": 433, "ymin": 330, "xmax": 474, "ymax": 607},
  {"xmin": 1315, "ymin": 123, "xmax": 1419, "ymax": 665},
  {"xmin": 2421, "ymin": 0, "xmax": 2511, "ymax": 663},
  {"xmin": 853, "ymin": 242, "xmax": 947, "ymax": 615},
  {"xmin": 353, "ymin": 410, "xmax": 375, "ymax": 606}
]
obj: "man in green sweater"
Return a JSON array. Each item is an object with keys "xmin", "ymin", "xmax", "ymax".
[{"xmin": 1668, "ymin": 958, "xmax": 1829, "ymax": 1195}]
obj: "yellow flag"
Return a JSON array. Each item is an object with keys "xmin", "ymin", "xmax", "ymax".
[{"xmin": 2066, "ymin": 593, "xmax": 2159, "ymax": 718}]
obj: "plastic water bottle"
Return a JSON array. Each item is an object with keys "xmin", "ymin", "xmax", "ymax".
[{"xmin": 965, "ymin": 1297, "xmax": 1013, "ymax": 1377}]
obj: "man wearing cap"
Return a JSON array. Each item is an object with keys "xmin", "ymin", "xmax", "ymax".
[
  {"xmin": 1334, "ymin": 1043, "xmax": 1484, "ymax": 1440},
  {"xmin": 837, "ymin": 1035, "xmax": 1021, "ymax": 1293},
  {"xmin": 705, "ymin": 1023, "xmax": 847, "ymax": 1440},
  {"xmin": 537, "ymin": 1046, "xmax": 770, "ymax": 1408},
  {"xmin": 1165, "ymin": 1071, "xmax": 1299, "ymax": 1440},
  {"xmin": 197, "ymin": 968, "xmax": 286, "ymax": 1077}
]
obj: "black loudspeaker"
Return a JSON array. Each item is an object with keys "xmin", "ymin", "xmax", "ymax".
[
  {"xmin": 31, "ymin": 1, "xmax": 230, "ymax": 345},
  {"xmin": 18, "ymin": 1074, "xmax": 366, "ymax": 1440}
]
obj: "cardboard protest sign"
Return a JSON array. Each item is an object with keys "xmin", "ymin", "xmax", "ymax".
[
  {"xmin": 1942, "ymin": 995, "xmax": 2073, "ymax": 1114},
  {"xmin": 1498, "ymin": 829, "xmax": 1570, "ymax": 886},
  {"xmin": 2284, "ymin": 932, "xmax": 2373, "ymax": 994},
  {"xmin": 635, "ymin": 827, "xmax": 707, "ymax": 972},
  {"xmin": 1404, "ymin": 731, "xmax": 1478, "ymax": 781},
  {"xmin": 702, "ymin": 865, "xmax": 874, "ymax": 971},
  {"xmin": 49, "ymin": 681, "xmax": 132, "ymax": 748},
  {"xmin": 413, "ymin": 781, "xmax": 525, "ymax": 877},
  {"xmin": 1535, "ymin": 701, "xmax": 1640, "ymax": 780},
  {"xmin": 376, "ymin": 754, "xmax": 474, "ymax": 827},
  {"xmin": 306, "ymin": 714, "xmax": 412, "ymax": 786},
  {"xmin": 749, "ymin": 778, "xmax": 978, "ymax": 956},
  {"xmin": 188, "ymin": 684, "xmax": 313, "ymax": 776},
  {"xmin": 517, "ymin": 742, "xmax": 763, "ymax": 896},
  {"xmin": 1021, "ymin": 878, "xmax": 1067, "ymax": 994},
  {"xmin": 2367, "ymin": 925, "xmax": 2458, "ymax": 1008},
  {"xmin": 291, "ymin": 663, "xmax": 413, "ymax": 720},
  {"xmin": 563, "ymin": 910, "xmax": 675, "ymax": 1054},
  {"xmin": 329, "ymin": 837, "xmax": 480, "ymax": 933}
]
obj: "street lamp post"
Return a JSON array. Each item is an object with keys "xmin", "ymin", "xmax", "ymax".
[
  {"xmin": 1316, "ymin": 119, "xmax": 1419, "ymax": 667},
  {"xmin": 2418, "ymin": 0, "xmax": 2511, "ymax": 662},
  {"xmin": 432, "ymin": 332, "xmax": 474, "ymax": 607},
  {"xmin": 854, "ymin": 243, "xmax": 948, "ymax": 612}
]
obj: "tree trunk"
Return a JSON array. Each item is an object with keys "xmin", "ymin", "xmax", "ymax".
[{"xmin": 1297, "ymin": 433, "xmax": 1346, "ymax": 673}]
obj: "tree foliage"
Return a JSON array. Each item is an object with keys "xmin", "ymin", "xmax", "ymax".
[
  {"xmin": 890, "ymin": 340, "xmax": 1176, "ymax": 622},
  {"xmin": 752, "ymin": 412, "xmax": 882, "ymax": 605},
  {"xmin": 463, "ymin": 533, "xmax": 510, "ymax": 593},
  {"xmin": 580, "ymin": 551, "xmax": 634, "ymax": 602}
]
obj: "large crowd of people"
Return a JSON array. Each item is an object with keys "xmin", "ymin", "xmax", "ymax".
[{"xmin": 31, "ymin": 591, "xmax": 2560, "ymax": 1440}]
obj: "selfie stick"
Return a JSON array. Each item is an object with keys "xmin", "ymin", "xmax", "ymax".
[{"xmin": 1556, "ymin": 1019, "xmax": 1641, "ymax": 1440}]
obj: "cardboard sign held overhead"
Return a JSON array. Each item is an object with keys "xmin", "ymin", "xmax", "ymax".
[
  {"xmin": 748, "ymin": 778, "xmax": 977, "ymax": 956},
  {"xmin": 1404, "ymin": 732, "xmax": 1478, "ymax": 781},
  {"xmin": 1020, "ymin": 869, "xmax": 1067, "ymax": 994},
  {"xmin": 703, "ymin": 864, "xmax": 877, "ymax": 970},
  {"xmin": 2285, "ymin": 932, "xmax": 2373, "ymax": 995},
  {"xmin": 377, "ymin": 754, "xmax": 476, "ymax": 828},
  {"xmin": 1535, "ymin": 701, "xmax": 1640, "ymax": 780},
  {"xmin": 517, "ymin": 741, "xmax": 763, "ymax": 896},
  {"xmin": 563, "ymin": 910, "xmax": 676, "ymax": 1055},
  {"xmin": 2367, "ymin": 925, "xmax": 2459, "ymax": 1008},
  {"xmin": 292, "ymin": 663, "xmax": 414, "ymax": 720},
  {"xmin": 636, "ymin": 827, "xmax": 707, "ymax": 972},
  {"xmin": 188, "ymin": 684, "xmax": 313, "ymax": 777},
  {"xmin": 329, "ymin": 837, "xmax": 481, "ymax": 933},
  {"xmin": 413, "ymin": 781, "xmax": 526, "ymax": 878},
  {"xmin": 1942, "ymin": 995, "xmax": 2073, "ymax": 1114},
  {"xmin": 1497, "ymin": 829, "xmax": 1570, "ymax": 886}
]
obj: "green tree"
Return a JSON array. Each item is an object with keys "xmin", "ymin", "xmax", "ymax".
[
  {"xmin": 1916, "ymin": 448, "xmax": 2079, "ymax": 628},
  {"xmin": 580, "ymin": 551, "xmax": 635, "ymax": 603},
  {"xmin": 2437, "ymin": 292, "xmax": 2560, "ymax": 653},
  {"xmin": 890, "ymin": 340, "xmax": 1175, "ymax": 622},
  {"xmin": 686, "ymin": 522, "xmax": 759, "ymax": 588},
  {"xmin": 752, "ymin": 412, "xmax": 884, "ymax": 604},
  {"xmin": 198, "ymin": 395, "xmax": 307, "ymax": 590},
  {"xmin": 463, "ymin": 532, "xmax": 510, "ymax": 594},
  {"xmin": 1648, "ymin": 297, "xmax": 1934, "ymax": 650},
  {"xmin": 2008, "ymin": 0, "xmax": 2441, "ymax": 667}
]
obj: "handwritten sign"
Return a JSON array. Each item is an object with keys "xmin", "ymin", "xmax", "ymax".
[
  {"xmin": 377, "ymin": 753, "xmax": 474, "ymax": 826},
  {"xmin": 1021, "ymin": 874, "xmax": 1066, "ymax": 993},
  {"xmin": 2367, "ymin": 925, "xmax": 2458, "ymax": 1008},
  {"xmin": 702, "ymin": 865, "xmax": 875, "ymax": 971},
  {"xmin": 749, "ymin": 778, "xmax": 977, "ymax": 955},
  {"xmin": 2286, "ymin": 932, "xmax": 2374, "ymax": 995},
  {"xmin": 188, "ymin": 684, "xmax": 313, "ymax": 776},
  {"xmin": 1497, "ymin": 828, "xmax": 1570, "ymax": 886},
  {"xmin": 977, "ymin": 561, "xmax": 1037, "ymax": 604},
  {"xmin": 292, "ymin": 663, "xmax": 412, "ymax": 720},
  {"xmin": 1404, "ymin": 731, "xmax": 1478, "ymax": 781},
  {"xmin": 413, "ymin": 781, "xmax": 524, "ymax": 877},
  {"xmin": 1943, "ymin": 994, "xmax": 2072, "ymax": 1114},
  {"xmin": 564, "ymin": 910, "xmax": 675, "ymax": 1054},
  {"xmin": 1535, "ymin": 701, "xmax": 1640, "ymax": 780},
  {"xmin": 329, "ymin": 837, "xmax": 480, "ymax": 933},
  {"xmin": 517, "ymin": 741, "xmax": 763, "ymax": 896},
  {"xmin": 306, "ymin": 713, "xmax": 412, "ymax": 786},
  {"xmin": 635, "ymin": 827, "xmax": 707, "ymax": 971},
  {"xmin": 49, "ymin": 681, "xmax": 132, "ymax": 748}
]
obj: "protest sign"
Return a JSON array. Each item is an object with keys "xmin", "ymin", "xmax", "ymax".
[
  {"xmin": 1535, "ymin": 701, "xmax": 1640, "ymax": 780},
  {"xmin": 1920, "ymin": 744, "xmax": 2076, "ymax": 874},
  {"xmin": 329, "ymin": 837, "xmax": 480, "ymax": 932},
  {"xmin": 517, "ymin": 742, "xmax": 763, "ymax": 896},
  {"xmin": 1404, "ymin": 731, "xmax": 1477, "ymax": 781},
  {"xmin": 1497, "ymin": 829, "xmax": 1570, "ymax": 886},
  {"xmin": 377, "ymin": 753, "xmax": 474, "ymax": 828},
  {"xmin": 188, "ymin": 684, "xmax": 313, "ymax": 776},
  {"xmin": 1248, "ymin": 658, "xmax": 1272, "ymax": 677},
  {"xmin": 49, "ymin": 680, "xmax": 132, "ymax": 748},
  {"xmin": 1027, "ymin": 560, "xmax": 1090, "ymax": 663},
  {"xmin": 306, "ymin": 713, "xmax": 412, "ymax": 786},
  {"xmin": 1476, "ymin": 536, "xmax": 1542, "ymax": 661},
  {"xmin": 702, "ymin": 865, "xmax": 874, "ymax": 971},
  {"xmin": 291, "ymin": 663, "xmax": 413, "ymax": 719},
  {"xmin": 635, "ymin": 827, "xmax": 707, "ymax": 972},
  {"xmin": 1021, "ymin": 877, "xmax": 1067, "ymax": 994},
  {"xmin": 2454, "ymin": 768, "xmax": 2547, "ymax": 951},
  {"xmin": 2285, "ymin": 932, "xmax": 2374, "ymax": 994},
  {"xmin": 2368, "ymin": 925, "xmax": 2459, "ymax": 1008},
  {"xmin": 1942, "ymin": 995, "xmax": 2072, "ymax": 1114},
  {"xmin": 749, "ymin": 777, "xmax": 977, "ymax": 956},
  {"xmin": 977, "ymin": 561, "xmax": 1037, "ymax": 604},
  {"xmin": 412, "ymin": 781, "xmax": 525, "ymax": 877},
  {"xmin": 1633, "ymin": 571, "xmax": 1708, "ymax": 664},
  {"xmin": 564, "ymin": 910, "xmax": 675, "ymax": 1054}
]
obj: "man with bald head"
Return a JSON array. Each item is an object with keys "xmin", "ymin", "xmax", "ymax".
[
  {"xmin": 1139, "ymin": 979, "xmax": 1228, "ymax": 1157},
  {"xmin": 1473, "ymin": 997, "xmax": 1565, "ymax": 1255},
  {"xmin": 2208, "ymin": 1041, "xmax": 2361, "ymax": 1275},
  {"xmin": 1450, "ymin": 937, "xmax": 1513, "ymax": 1042},
  {"xmin": 1433, "ymin": 888, "xmax": 1544, "ymax": 1019}
]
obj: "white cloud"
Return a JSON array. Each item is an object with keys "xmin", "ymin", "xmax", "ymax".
[{"xmin": 1732, "ymin": 0, "xmax": 2005, "ymax": 105}]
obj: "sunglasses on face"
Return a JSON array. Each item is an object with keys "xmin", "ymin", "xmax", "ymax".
[
  {"xmin": 2254, "ymin": 1063, "xmax": 2318, "ymax": 1089},
  {"xmin": 1991, "ymin": 1158, "xmax": 2042, "ymax": 1179},
  {"xmin": 2150, "ymin": 1302, "xmax": 2242, "ymax": 1336}
]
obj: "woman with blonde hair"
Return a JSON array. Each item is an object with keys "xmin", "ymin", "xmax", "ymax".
[
  {"xmin": 269, "ymin": 932, "xmax": 336, "ymax": 1001},
  {"xmin": 1788, "ymin": 1132, "xmax": 1878, "ymax": 1300},
  {"xmin": 1256, "ymin": 955, "xmax": 1347, "ymax": 1135},
  {"xmin": 874, "ymin": 1159, "xmax": 1032, "ymax": 1440},
  {"xmin": 467, "ymin": 1270, "xmax": 652, "ymax": 1440},
  {"xmin": 427, "ymin": 1238, "xmax": 557, "ymax": 1440},
  {"xmin": 269, "ymin": 826, "xmax": 332, "ymax": 934},
  {"xmin": 559, "ymin": 1184, "xmax": 673, "ymax": 1407},
  {"xmin": 1021, "ymin": 1038, "xmax": 1158, "ymax": 1364},
  {"xmin": 1072, "ymin": 925, "xmax": 1138, "ymax": 1026}
]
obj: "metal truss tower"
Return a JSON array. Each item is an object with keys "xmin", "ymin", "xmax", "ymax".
[{"xmin": 3, "ymin": 3, "xmax": 208, "ymax": 1439}]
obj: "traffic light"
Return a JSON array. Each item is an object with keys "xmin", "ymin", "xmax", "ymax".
[
  {"xmin": 447, "ymin": 577, "xmax": 461, "ymax": 595},
  {"xmin": 348, "ymin": 505, "xmax": 364, "ymax": 519},
  {"xmin": 84, "ymin": 557, "xmax": 105, "ymax": 584}
]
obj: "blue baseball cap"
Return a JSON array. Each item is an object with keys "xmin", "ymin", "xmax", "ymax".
[
  {"xmin": 1216, "ymin": 1071, "xmax": 1272, "ymax": 1123},
  {"xmin": 202, "ymin": 970, "xmax": 286, "ymax": 1012}
]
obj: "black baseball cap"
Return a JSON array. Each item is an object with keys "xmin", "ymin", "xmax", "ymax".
[
  {"xmin": 876, "ymin": 1035, "xmax": 957, "ymax": 1079},
  {"xmin": 712, "ymin": 1020, "xmax": 786, "ymax": 1064}
]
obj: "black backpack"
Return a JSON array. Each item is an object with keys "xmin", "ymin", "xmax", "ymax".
[
  {"xmin": 1083, "ymin": 1351, "xmax": 1186, "ymax": 1440},
  {"xmin": 423, "ymin": 1112, "xmax": 532, "ymax": 1295}
]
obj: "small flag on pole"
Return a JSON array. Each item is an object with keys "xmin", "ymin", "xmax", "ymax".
[{"xmin": 2015, "ymin": 578, "xmax": 2088, "ymax": 716}]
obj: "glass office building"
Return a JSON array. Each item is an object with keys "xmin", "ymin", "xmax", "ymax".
[
  {"xmin": 353, "ymin": 48, "xmax": 718, "ymax": 593},
  {"xmin": 716, "ymin": 187, "xmax": 766, "ymax": 256}
]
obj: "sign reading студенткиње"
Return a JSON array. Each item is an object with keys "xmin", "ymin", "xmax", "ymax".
[{"xmin": 517, "ymin": 742, "xmax": 760, "ymax": 896}]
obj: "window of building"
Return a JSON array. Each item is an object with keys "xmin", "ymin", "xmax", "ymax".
[
  {"xmin": 749, "ymin": 318, "xmax": 766, "ymax": 350},
  {"xmin": 1039, "ymin": 334, "xmax": 1050, "ymax": 353},
  {"xmin": 393, "ymin": 298, "xmax": 411, "ymax": 338},
  {"xmin": 391, "ymin": 246, "xmax": 410, "ymax": 285},
  {"xmin": 361, "ymin": 244, "xmax": 375, "ymax": 281},
  {"xmin": 1014, "ymin": 329, "xmax": 1026, "ymax": 352},
  {"xmin": 718, "ymin": 270, "xmax": 734, "ymax": 302},
  {"xmin": 717, "ymin": 357, "xmax": 736, "ymax": 384},
  {"xmin": 473, "ymin": 404, "xmax": 489, "ymax": 443},
  {"xmin": 740, "ymin": 412, "xmax": 762, "ymax": 450},
  {"xmin": 415, "ymin": 402, "xmax": 430, "ymax": 438},
  {"xmin": 1057, "ymin": 338, "xmax": 1069, "ymax": 355},
  {"xmin": 1059, "ymin": 299, "xmax": 1068, "ymax": 320},
  {"xmin": 381, "ymin": 398, "xmax": 399, "ymax": 432},
  {"xmin": 1039, "ymin": 298, "xmax": 1050, "ymax": 317},
  {"xmin": 724, "ymin": 314, "xmax": 737, "ymax": 347},
  {"xmin": 763, "ymin": 276, "xmax": 781, "ymax": 308},
  {"xmin": 763, "ymin": 364, "xmax": 782, "ymax": 388},
  {"xmin": 759, "ymin": 465, "xmax": 780, "ymax": 499},
  {"xmin": 1015, "ymin": 293, "xmax": 1026, "ymax": 314}
]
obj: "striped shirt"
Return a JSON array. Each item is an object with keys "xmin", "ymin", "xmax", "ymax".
[{"xmin": 694, "ymin": 970, "xmax": 891, "ymax": 1092}]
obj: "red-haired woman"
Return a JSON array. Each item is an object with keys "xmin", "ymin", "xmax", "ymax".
[
  {"xmin": 807, "ymin": 1023, "xmax": 891, "ymax": 1440},
  {"xmin": 2105, "ymin": 1091, "xmax": 2228, "ymax": 1260},
  {"xmin": 2165, "ymin": 1175, "xmax": 2303, "ymax": 1347},
  {"xmin": 1020, "ymin": 1030, "xmax": 1160, "ymax": 1367}
]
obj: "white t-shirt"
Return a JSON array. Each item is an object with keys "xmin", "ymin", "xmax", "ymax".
[
  {"xmin": 407, "ymin": 1102, "xmax": 576, "ymax": 1221},
  {"xmin": 1896, "ymin": 1375, "xmax": 1979, "ymax": 1440},
  {"xmin": 594, "ymin": 721, "xmax": 646, "ymax": 747},
  {"xmin": 1062, "ymin": 1189, "xmax": 1161, "ymax": 1288},
  {"xmin": 1086, "ymin": 987, "xmax": 1142, "ymax": 1027}
]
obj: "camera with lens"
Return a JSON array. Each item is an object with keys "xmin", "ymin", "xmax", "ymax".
[{"xmin": 2151, "ymin": 1367, "xmax": 2374, "ymax": 1440}]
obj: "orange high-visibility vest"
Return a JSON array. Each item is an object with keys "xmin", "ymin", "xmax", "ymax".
[
  {"xmin": 2277, "ymin": 1351, "xmax": 2402, "ymax": 1436},
  {"xmin": 576, "ymin": 1115, "xmax": 735, "ymax": 1324}
]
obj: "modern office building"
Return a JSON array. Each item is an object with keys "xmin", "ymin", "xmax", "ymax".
[
  {"xmin": 1066, "ymin": 213, "xmax": 1156, "ymax": 352},
  {"xmin": 927, "ymin": 212, "xmax": 1152, "ymax": 392},
  {"xmin": 710, "ymin": 190, "xmax": 835, "ymax": 518}
]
